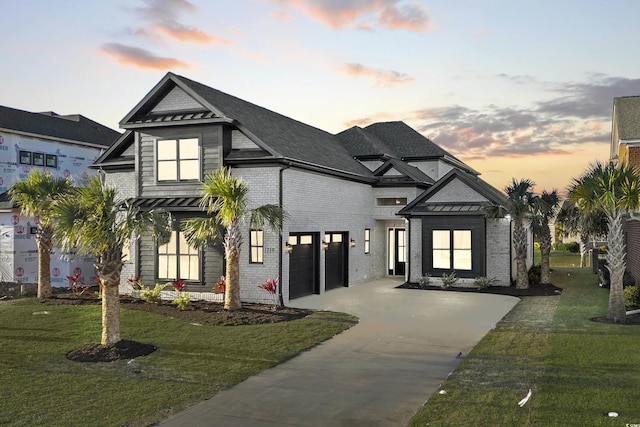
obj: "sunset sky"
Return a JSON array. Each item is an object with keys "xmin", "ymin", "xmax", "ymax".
[{"xmin": 2, "ymin": 0, "xmax": 639, "ymax": 195}]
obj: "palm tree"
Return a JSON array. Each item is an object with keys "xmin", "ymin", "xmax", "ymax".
[
  {"xmin": 568, "ymin": 161, "xmax": 640, "ymax": 323},
  {"xmin": 182, "ymin": 167, "xmax": 286, "ymax": 310},
  {"xmin": 52, "ymin": 174, "xmax": 171, "ymax": 345},
  {"xmin": 555, "ymin": 200, "xmax": 607, "ymax": 267},
  {"xmin": 484, "ymin": 178, "xmax": 535, "ymax": 289},
  {"xmin": 531, "ymin": 190, "xmax": 560, "ymax": 284},
  {"xmin": 9, "ymin": 170, "xmax": 73, "ymax": 298}
]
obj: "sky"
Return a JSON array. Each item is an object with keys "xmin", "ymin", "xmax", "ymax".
[{"xmin": 2, "ymin": 0, "xmax": 640, "ymax": 196}]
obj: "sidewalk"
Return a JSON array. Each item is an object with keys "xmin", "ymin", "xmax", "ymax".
[{"xmin": 158, "ymin": 278, "xmax": 519, "ymax": 426}]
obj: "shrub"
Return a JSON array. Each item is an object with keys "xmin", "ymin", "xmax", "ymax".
[
  {"xmin": 441, "ymin": 271, "xmax": 458, "ymax": 288},
  {"xmin": 528, "ymin": 265, "xmax": 541, "ymax": 285},
  {"xmin": 139, "ymin": 283, "xmax": 168, "ymax": 304},
  {"xmin": 474, "ymin": 276, "xmax": 498, "ymax": 289},
  {"xmin": 258, "ymin": 277, "xmax": 280, "ymax": 308},
  {"xmin": 171, "ymin": 278, "xmax": 191, "ymax": 311},
  {"xmin": 553, "ymin": 242, "xmax": 566, "ymax": 251},
  {"xmin": 624, "ymin": 286, "xmax": 640, "ymax": 309},
  {"xmin": 533, "ymin": 242, "xmax": 540, "ymax": 250},
  {"xmin": 418, "ymin": 274, "xmax": 431, "ymax": 289},
  {"xmin": 565, "ymin": 242, "xmax": 580, "ymax": 253}
]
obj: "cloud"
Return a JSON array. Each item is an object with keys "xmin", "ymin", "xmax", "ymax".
[
  {"xmin": 100, "ymin": 43, "xmax": 189, "ymax": 70},
  {"xmin": 128, "ymin": 0, "xmax": 224, "ymax": 45},
  {"xmin": 338, "ymin": 62, "xmax": 415, "ymax": 86},
  {"xmin": 347, "ymin": 75, "xmax": 636, "ymax": 162},
  {"xmin": 272, "ymin": 0, "xmax": 432, "ymax": 31}
]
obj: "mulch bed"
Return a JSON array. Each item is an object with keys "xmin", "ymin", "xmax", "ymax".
[
  {"xmin": 47, "ymin": 289, "xmax": 313, "ymax": 363},
  {"xmin": 398, "ymin": 282, "xmax": 563, "ymax": 297}
]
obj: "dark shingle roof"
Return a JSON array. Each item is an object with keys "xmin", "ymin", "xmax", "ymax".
[
  {"xmin": 337, "ymin": 121, "xmax": 456, "ymax": 159},
  {"xmin": 614, "ymin": 96, "xmax": 640, "ymax": 140},
  {"xmin": 0, "ymin": 106, "xmax": 120, "ymax": 147},
  {"xmin": 167, "ymin": 74, "xmax": 374, "ymax": 179}
]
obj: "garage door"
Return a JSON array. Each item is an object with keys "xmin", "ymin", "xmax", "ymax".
[
  {"xmin": 288, "ymin": 233, "xmax": 319, "ymax": 299},
  {"xmin": 325, "ymin": 232, "xmax": 348, "ymax": 290}
]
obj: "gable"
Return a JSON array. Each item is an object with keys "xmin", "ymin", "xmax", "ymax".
[
  {"xmin": 425, "ymin": 178, "xmax": 488, "ymax": 203},
  {"xmin": 152, "ymin": 86, "xmax": 206, "ymax": 113}
]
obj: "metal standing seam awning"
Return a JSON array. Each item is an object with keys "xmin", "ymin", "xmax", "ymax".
[
  {"xmin": 127, "ymin": 197, "xmax": 203, "ymax": 211},
  {"xmin": 404, "ymin": 202, "xmax": 486, "ymax": 216}
]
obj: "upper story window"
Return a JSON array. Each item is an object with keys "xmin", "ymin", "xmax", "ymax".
[
  {"xmin": 250, "ymin": 229, "xmax": 264, "ymax": 264},
  {"xmin": 376, "ymin": 197, "xmax": 407, "ymax": 206},
  {"xmin": 364, "ymin": 228, "xmax": 371, "ymax": 254},
  {"xmin": 157, "ymin": 138, "xmax": 200, "ymax": 181}
]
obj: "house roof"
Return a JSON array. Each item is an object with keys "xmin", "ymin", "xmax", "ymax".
[
  {"xmin": 336, "ymin": 121, "xmax": 478, "ymax": 175},
  {"xmin": 0, "ymin": 105, "xmax": 120, "ymax": 147},
  {"xmin": 398, "ymin": 169, "xmax": 507, "ymax": 216},
  {"xmin": 373, "ymin": 158, "xmax": 435, "ymax": 187},
  {"xmin": 613, "ymin": 96, "xmax": 640, "ymax": 141},
  {"xmin": 117, "ymin": 72, "xmax": 374, "ymax": 180}
]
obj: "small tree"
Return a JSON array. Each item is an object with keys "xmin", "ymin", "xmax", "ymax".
[
  {"xmin": 568, "ymin": 161, "xmax": 640, "ymax": 323},
  {"xmin": 484, "ymin": 178, "xmax": 535, "ymax": 289},
  {"xmin": 182, "ymin": 167, "xmax": 286, "ymax": 310},
  {"xmin": 9, "ymin": 170, "xmax": 73, "ymax": 298},
  {"xmin": 531, "ymin": 190, "xmax": 560, "ymax": 284},
  {"xmin": 53, "ymin": 174, "xmax": 171, "ymax": 345}
]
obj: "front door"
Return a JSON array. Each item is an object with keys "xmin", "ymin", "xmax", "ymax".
[{"xmin": 388, "ymin": 228, "xmax": 406, "ymax": 276}]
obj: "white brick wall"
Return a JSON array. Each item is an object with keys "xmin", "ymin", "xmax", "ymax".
[
  {"xmin": 104, "ymin": 171, "xmax": 139, "ymax": 293},
  {"xmin": 486, "ymin": 218, "xmax": 512, "ymax": 286}
]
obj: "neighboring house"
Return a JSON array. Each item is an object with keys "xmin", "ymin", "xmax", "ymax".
[
  {"xmin": 94, "ymin": 72, "xmax": 514, "ymax": 304},
  {"xmin": 0, "ymin": 106, "xmax": 119, "ymax": 285},
  {"xmin": 610, "ymin": 96, "xmax": 640, "ymax": 286}
]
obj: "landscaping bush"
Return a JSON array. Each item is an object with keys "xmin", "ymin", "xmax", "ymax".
[
  {"xmin": 553, "ymin": 242, "xmax": 566, "ymax": 251},
  {"xmin": 418, "ymin": 274, "xmax": 431, "ymax": 289},
  {"xmin": 528, "ymin": 265, "xmax": 541, "ymax": 285},
  {"xmin": 565, "ymin": 241, "xmax": 580, "ymax": 253},
  {"xmin": 625, "ymin": 286, "xmax": 640, "ymax": 309},
  {"xmin": 474, "ymin": 276, "xmax": 498, "ymax": 289},
  {"xmin": 441, "ymin": 271, "xmax": 458, "ymax": 288}
]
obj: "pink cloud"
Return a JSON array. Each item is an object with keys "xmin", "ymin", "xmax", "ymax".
[
  {"xmin": 272, "ymin": 0, "xmax": 432, "ymax": 31},
  {"xmin": 339, "ymin": 63, "xmax": 415, "ymax": 86},
  {"xmin": 153, "ymin": 23, "xmax": 232, "ymax": 45},
  {"xmin": 100, "ymin": 43, "xmax": 189, "ymax": 70}
]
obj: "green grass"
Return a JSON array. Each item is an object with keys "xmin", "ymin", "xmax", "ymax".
[
  {"xmin": 408, "ymin": 252, "xmax": 640, "ymax": 426},
  {"xmin": 0, "ymin": 301, "xmax": 355, "ymax": 426}
]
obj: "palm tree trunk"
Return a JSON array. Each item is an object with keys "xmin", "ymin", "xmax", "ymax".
[
  {"xmin": 99, "ymin": 253, "xmax": 123, "ymax": 345},
  {"xmin": 606, "ymin": 210, "xmax": 627, "ymax": 323},
  {"xmin": 578, "ymin": 234, "xmax": 588, "ymax": 268},
  {"xmin": 539, "ymin": 225, "xmax": 552, "ymax": 284},
  {"xmin": 224, "ymin": 220, "xmax": 243, "ymax": 310},
  {"xmin": 513, "ymin": 220, "xmax": 530, "ymax": 289},
  {"xmin": 36, "ymin": 237, "xmax": 52, "ymax": 299}
]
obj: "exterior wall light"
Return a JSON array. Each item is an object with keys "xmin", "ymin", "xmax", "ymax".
[
  {"xmin": 322, "ymin": 240, "xmax": 329, "ymax": 250},
  {"xmin": 350, "ymin": 238, "xmax": 356, "ymax": 248},
  {"xmin": 285, "ymin": 242, "xmax": 293, "ymax": 254}
]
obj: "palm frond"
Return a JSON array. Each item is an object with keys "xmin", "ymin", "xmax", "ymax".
[
  {"xmin": 250, "ymin": 204, "xmax": 287, "ymax": 234},
  {"xmin": 182, "ymin": 217, "xmax": 224, "ymax": 249}
]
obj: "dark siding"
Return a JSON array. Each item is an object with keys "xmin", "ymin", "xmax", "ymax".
[
  {"xmin": 421, "ymin": 216, "xmax": 486, "ymax": 278},
  {"xmin": 626, "ymin": 219, "xmax": 640, "ymax": 286},
  {"xmin": 138, "ymin": 125, "xmax": 223, "ymax": 198}
]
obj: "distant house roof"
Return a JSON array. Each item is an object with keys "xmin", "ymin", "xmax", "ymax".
[
  {"xmin": 336, "ymin": 121, "xmax": 477, "ymax": 174},
  {"xmin": 0, "ymin": 105, "xmax": 120, "ymax": 147}
]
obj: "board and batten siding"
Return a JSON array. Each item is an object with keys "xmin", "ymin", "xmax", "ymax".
[
  {"xmin": 137, "ymin": 232, "xmax": 224, "ymax": 290},
  {"xmin": 138, "ymin": 125, "xmax": 224, "ymax": 198}
]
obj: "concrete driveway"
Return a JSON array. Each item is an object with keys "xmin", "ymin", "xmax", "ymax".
[{"xmin": 159, "ymin": 278, "xmax": 519, "ymax": 427}]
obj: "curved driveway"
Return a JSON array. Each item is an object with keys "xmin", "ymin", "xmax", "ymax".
[{"xmin": 159, "ymin": 278, "xmax": 519, "ymax": 427}]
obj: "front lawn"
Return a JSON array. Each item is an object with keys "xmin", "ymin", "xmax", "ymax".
[
  {"xmin": 0, "ymin": 300, "xmax": 355, "ymax": 426},
  {"xmin": 408, "ymin": 253, "xmax": 640, "ymax": 426}
]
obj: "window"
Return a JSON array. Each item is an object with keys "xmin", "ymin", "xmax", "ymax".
[
  {"xmin": 376, "ymin": 197, "xmax": 407, "ymax": 206},
  {"xmin": 157, "ymin": 138, "xmax": 200, "ymax": 181},
  {"xmin": 432, "ymin": 229, "xmax": 472, "ymax": 270},
  {"xmin": 19, "ymin": 150, "xmax": 31, "ymax": 165},
  {"xmin": 33, "ymin": 153, "xmax": 44, "ymax": 166},
  {"xmin": 157, "ymin": 231, "xmax": 200, "ymax": 281},
  {"xmin": 250, "ymin": 229, "xmax": 264, "ymax": 264},
  {"xmin": 45, "ymin": 154, "xmax": 58, "ymax": 168},
  {"xmin": 364, "ymin": 229, "xmax": 371, "ymax": 254}
]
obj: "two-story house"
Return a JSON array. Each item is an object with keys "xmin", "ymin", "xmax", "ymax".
[
  {"xmin": 94, "ymin": 72, "xmax": 514, "ymax": 304},
  {"xmin": 0, "ymin": 106, "xmax": 119, "ymax": 285},
  {"xmin": 610, "ymin": 95, "xmax": 640, "ymax": 286}
]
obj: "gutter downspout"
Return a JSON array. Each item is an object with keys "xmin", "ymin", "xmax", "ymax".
[{"xmin": 278, "ymin": 163, "xmax": 292, "ymax": 306}]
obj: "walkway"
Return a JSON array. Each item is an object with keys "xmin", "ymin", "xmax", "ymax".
[{"xmin": 159, "ymin": 278, "xmax": 519, "ymax": 426}]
